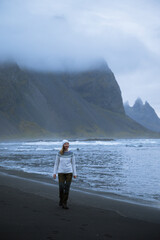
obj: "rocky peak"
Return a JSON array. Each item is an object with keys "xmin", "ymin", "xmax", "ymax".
[
  {"xmin": 124, "ymin": 101, "xmax": 130, "ymax": 107},
  {"xmin": 144, "ymin": 101, "xmax": 151, "ymax": 108},
  {"xmin": 133, "ymin": 98, "xmax": 143, "ymax": 110},
  {"xmin": 124, "ymin": 98, "xmax": 160, "ymax": 133}
]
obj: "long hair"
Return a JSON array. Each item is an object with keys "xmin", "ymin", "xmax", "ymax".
[{"xmin": 60, "ymin": 145, "xmax": 65, "ymax": 155}]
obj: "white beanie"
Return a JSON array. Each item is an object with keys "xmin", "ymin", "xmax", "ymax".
[{"xmin": 62, "ymin": 139, "xmax": 69, "ymax": 146}]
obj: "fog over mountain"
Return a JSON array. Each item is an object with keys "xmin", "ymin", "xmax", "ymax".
[
  {"xmin": 1, "ymin": 61, "xmax": 158, "ymax": 139},
  {"xmin": 0, "ymin": 0, "xmax": 160, "ymax": 116}
]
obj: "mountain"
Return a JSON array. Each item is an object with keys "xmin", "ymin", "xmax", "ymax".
[
  {"xmin": 124, "ymin": 98, "xmax": 160, "ymax": 133},
  {"xmin": 0, "ymin": 62, "xmax": 158, "ymax": 140}
]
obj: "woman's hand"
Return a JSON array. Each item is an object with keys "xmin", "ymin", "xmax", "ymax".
[
  {"xmin": 73, "ymin": 175, "xmax": 77, "ymax": 179},
  {"xmin": 53, "ymin": 174, "xmax": 56, "ymax": 179}
]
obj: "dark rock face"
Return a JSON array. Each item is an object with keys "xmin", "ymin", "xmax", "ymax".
[
  {"xmin": 124, "ymin": 98, "xmax": 160, "ymax": 133},
  {"xmin": 68, "ymin": 62, "xmax": 124, "ymax": 114},
  {"xmin": 0, "ymin": 62, "xmax": 156, "ymax": 139}
]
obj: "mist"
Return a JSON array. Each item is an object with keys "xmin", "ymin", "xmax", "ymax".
[
  {"xmin": 1, "ymin": 0, "xmax": 159, "ymax": 72},
  {"xmin": 0, "ymin": 0, "xmax": 160, "ymax": 114},
  {"xmin": 0, "ymin": 0, "xmax": 107, "ymax": 71}
]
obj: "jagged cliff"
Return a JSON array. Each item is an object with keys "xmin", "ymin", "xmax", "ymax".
[
  {"xmin": 0, "ymin": 62, "xmax": 157, "ymax": 139},
  {"xmin": 124, "ymin": 98, "xmax": 160, "ymax": 133}
]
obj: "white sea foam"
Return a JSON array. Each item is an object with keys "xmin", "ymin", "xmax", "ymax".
[
  {"xmin": 23, "ymin": 141, "xmax": 62, "ymax": 146},
  {"xmin": 23, "ymin": 140, "xmax": 121, "ymax": 146},
  {"xmin": 35, "ymin": 148, "xmax": 52, "ymax": 151}
]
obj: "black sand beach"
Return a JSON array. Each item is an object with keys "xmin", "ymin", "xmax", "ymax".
[{"xmin": 0, "ymin": 170, "xmax": 160, "ymax": 240}]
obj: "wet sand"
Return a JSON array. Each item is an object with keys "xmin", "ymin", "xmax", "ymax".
[{"xmin": 0, "ymin": 170, "xmax": 160, "ymax": 240}]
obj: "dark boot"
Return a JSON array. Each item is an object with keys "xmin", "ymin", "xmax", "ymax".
[
  {"xmin": 59, "ymin": 190, "xmax": 64, "ymax": 206},
  {"xmin": 62, "ymin": 193, "xmax": 69, "ymax": 209},
  {"xmin": 62, "ymin": 204, "xmax": 69, "ymax": 209}
]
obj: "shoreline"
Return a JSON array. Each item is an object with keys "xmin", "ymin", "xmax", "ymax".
[
  {"xmin": 0, "ymin": 169, "xmax": 160, "ymax": 224},
  {"xmin": 0, "ymin": 167, "xmax": 160, "ymax": 209},
  {"xmin": 0, "ymin": 167, "xmax": 159, "ymax": 210},
  {"xmin": 1, "ymin": 137, "xmax": 160, "ymax": 143},
  {"xmin": 0, "ymin": 170, "xmax": 160, "ymax": 239}
]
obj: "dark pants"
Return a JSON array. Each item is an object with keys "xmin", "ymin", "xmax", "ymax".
[{"xmin": 58, "ymin": 173, "xmax": 72, "ymax": 205}]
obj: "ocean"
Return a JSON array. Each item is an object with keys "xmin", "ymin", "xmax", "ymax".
[{"xmin": 0, "ymin": 139, "xmax": 160, "ymax": 208}]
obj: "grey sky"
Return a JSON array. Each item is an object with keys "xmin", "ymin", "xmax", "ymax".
[{"xmin": 0, "ymin": 0, "xmax": 160, "ymax": 116}]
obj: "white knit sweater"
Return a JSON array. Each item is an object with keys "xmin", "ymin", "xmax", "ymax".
[{"xmin": 53, "ymin": 151, "xmax": 77, "ymax": 176}]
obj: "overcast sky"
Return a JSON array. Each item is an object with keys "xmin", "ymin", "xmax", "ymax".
[{"xmin": 0, "ymin": 0, "xmax": 160, "ymax": 116}]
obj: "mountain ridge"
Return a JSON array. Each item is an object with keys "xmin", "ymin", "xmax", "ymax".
[
  {"xmin": 0, "ymin": 62, "xmax": 159, "ymax": 139},
  {"xmin": 124, "ymin": 98, "xmax": 160, "ymax": 133}
]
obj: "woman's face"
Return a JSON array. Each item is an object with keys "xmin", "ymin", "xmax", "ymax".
[{"xmin": 63, "ymin": 142, "xmax": 69, "ymax": 151}]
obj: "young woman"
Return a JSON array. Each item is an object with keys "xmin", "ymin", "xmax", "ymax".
[{"xmin": 53, "ymin": 139, "xmax": 77, "ymax": 209}]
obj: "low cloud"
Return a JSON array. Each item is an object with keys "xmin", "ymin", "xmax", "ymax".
[{"xmin": 0, "ymin": 0, "xmax": 160, "ymax": 114}]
